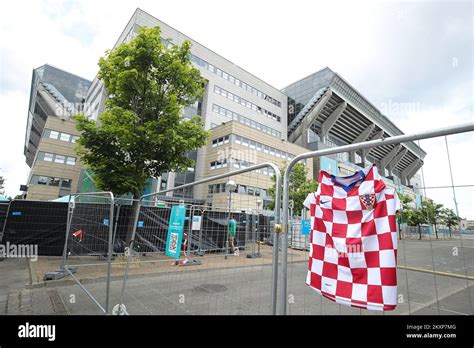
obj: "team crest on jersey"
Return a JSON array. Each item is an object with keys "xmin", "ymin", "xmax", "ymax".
[{"xmin": 359, "ymin": 194, "xmax": 376, "ymax": 210}]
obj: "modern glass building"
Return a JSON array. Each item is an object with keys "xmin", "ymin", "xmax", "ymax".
[
  {"xmin": 23, "ymin": 65, "xmax": 91, "ymax": 200},
  {"xmin": 27, "ymin": 8, "xmax": 424, "ymax": 206}
]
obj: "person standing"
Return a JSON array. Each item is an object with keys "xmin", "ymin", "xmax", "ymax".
[{"xmin": 227, "ymin": 218, "xmax": 238, "ymax": 255}]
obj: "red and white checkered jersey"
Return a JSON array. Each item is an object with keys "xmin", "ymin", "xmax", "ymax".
[{"xmin": 303, "ymin": 164, "xmax": 400, "ymax": 311}]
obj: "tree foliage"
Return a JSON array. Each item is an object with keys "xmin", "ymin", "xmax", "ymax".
[
  {"xmin": 267, "ymin": 162, "xmax": 317, "ymax": 215},
  {"xmin": 75, "ymin": 26, "xmax": 210, "ymax": 198}
]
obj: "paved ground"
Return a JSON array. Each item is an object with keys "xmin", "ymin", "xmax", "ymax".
[
  {"xmin": 1, "ymin": 236, "xmax": 473, "ymax": 315},
  {"xmin": 0, "ymin": 258, "xmax": 67, "ymax": 315}
]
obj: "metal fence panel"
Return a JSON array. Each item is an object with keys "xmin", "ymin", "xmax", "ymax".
[
  {"xmin": 114, "ymin": 163, "xmax": 282, "ymax": 315},
  {"xmin": 59, "ymin": 192, "xmax": 115, "ymax": 314},
  {"xmin": 280, "ymin": 123, "xmax": 474, "ymax": 315}
]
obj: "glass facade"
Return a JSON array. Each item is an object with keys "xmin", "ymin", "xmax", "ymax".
[
  {"xmin": 283, "ymin": 68, "xmax": 335, "ymax": 126},
  {"xmin": 25, "ymin": 65, "xmax": 91, "ymax": 167}
]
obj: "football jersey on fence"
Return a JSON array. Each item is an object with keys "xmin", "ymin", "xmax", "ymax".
[{"xmin": 303, "ymin": 164, "xmax": 400, "ymax": 311}]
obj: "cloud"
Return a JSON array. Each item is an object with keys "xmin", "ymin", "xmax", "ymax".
[
  {"xmin": 0, "ymin": 91, "xmax": 30, "ymax": 197},
  {"xmin": 0, "ymin": 0, "xmax": 472, "ymax": 218}
]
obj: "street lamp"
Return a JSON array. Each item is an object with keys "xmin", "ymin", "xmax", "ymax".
[{"xmin": 225, "ymin": 180, "xmax": 237, "ymax": 259}]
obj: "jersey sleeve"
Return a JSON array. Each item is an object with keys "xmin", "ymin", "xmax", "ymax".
[
  {"xmin": 394, "ymin": 190, "xmax": 401, "ymax": 212},
  {"xmin": 303, "ymin": 192, "xmax": 316, "ymax": 209},
  {"xmin": 384, "ymin": 188, "xmax": 401, "ymax": 214}
]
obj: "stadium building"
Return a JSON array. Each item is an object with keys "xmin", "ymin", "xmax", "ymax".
[{"xmin": 24, "ymin": 8, "xmax": 425, "ymax": 207}]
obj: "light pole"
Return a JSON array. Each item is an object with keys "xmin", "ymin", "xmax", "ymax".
[{"xmin": 225, "ymin": 180, "xmax": 237, "ymax": 259}]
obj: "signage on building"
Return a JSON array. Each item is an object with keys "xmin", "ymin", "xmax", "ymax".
[{"xmin": 320, "ymin": 156, "xmax": 339, "ymax": 176}]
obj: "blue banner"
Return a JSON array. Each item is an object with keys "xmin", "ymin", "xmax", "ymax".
[
  {"xmin": 320, "ymin": 156, "xmax": 339, "ymax": 175},
  {"xmin": 165, "ymin": 205, "xmax": 186, "ymax": 259},
  {"xmin": 301, "ymin": 219, "xmax": 311, "ymax": 235}
]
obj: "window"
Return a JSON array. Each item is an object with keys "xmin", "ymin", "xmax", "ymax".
[
  {"xmin": 61, "ymin": 179, "xmax": 72, "ymax": 188},
  {"xmin": 71, "ymin": 135, "xmax": 79, "ymax": 143},
  {"xmin": 54, "ymin": 155, "xmax": 65, "ymax": 164},
  {"xmin": 49, "ymin": 177, "xmax": 60, "ymax": 186},
  {"xmin": 214, "ymin": 86, "xmax": 281, "ymax": 122},
  {"xmin": 38, "ymin": 176, "xmax": 48, "ymax": 185},
  {"xmin": 49, "ymin": 131, "xmax": 59, "ymax": 140},
  {"xmin": 66, "ymin": 157, "xmax": 76, "ymax": 165},
  {"xmin": 43, "ymin": 153, "xmax": 53, "ymax": 162},
  {"xmin": 238, "ymin": 185, "xmax": 246, "ymax": 194},
  {"xmin": 60, "ymin": 133, "xmax": 70, "ymax": 142}
]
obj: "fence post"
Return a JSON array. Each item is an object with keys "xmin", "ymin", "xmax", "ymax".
[{"xmin": 105, "ymin": 192, "xmax": 115, "ymax": 314}]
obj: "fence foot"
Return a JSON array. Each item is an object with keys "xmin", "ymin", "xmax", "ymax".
[
  {"xmin": 178, "ymin": 259, "xmax": 202, "ymax": 266},
  {"xmin": 43, "ymin": 267, "xmax": 77, "ymax": 281}
]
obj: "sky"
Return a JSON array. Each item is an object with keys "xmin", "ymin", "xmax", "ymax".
[{"xmin": 0, "ymin": 0, "xmax": 473, "ymax": 218}]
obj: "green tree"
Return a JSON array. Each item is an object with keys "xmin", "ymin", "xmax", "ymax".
[
  {"xmin": 440, "ymin": 208, "xmax": 459, "ymax": 238},
  {"xmin": 267, "ymin": 162, "xmax": 317, "ymax": 215},
  {"xmin": 397, "ymin": 193, "xmax": 414, "ymax": 223},
  {"xmin": 396, "ymin": 193, "xmax": 414, "ymax": 239},
  {"xmin": 406, "ymin": 208, "xmax": 427, "ymax": 240},
  {"xmin": 421, "ymin": 199, "xmax": 444, "ymax": 239},
  {"xmin": 75, "ymin": 27, "xmax": 210, "ymax": 240}
]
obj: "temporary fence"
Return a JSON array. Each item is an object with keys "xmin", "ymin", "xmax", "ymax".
[
  {"xmin": 48, "ymin": 192, "xmax": 115, "ymax": 314},
  {"xmin": 0, "ymin": 202, "xmax": 10, "ymax": 242},
  {"xmin": 280, "ymin": 122, "xmax": 474, "ymax": 315},
  {"xmin": 28, "ymin": 122, "xmax": 474, "ymax": 316},
  {"xmin": 114, "ymin": 162, "xmax": 282, "ymax": 315},
  {"xmin": 1, "ymin": 200, "xmax": 68, "ymax": 256}
]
